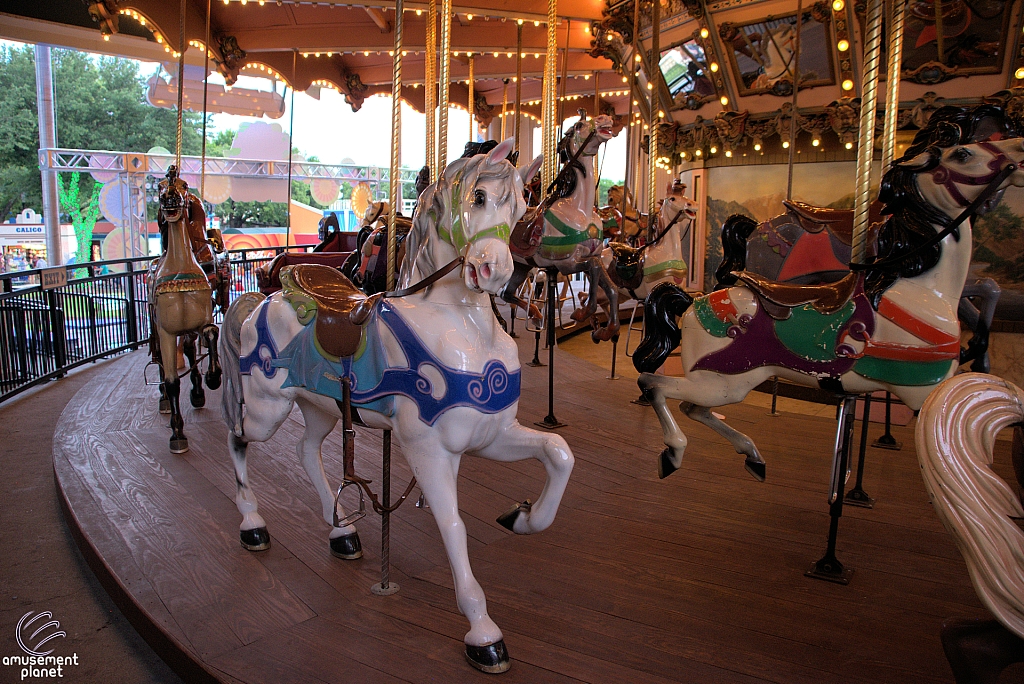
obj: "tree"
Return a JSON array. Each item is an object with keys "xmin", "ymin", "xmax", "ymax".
[
  {"xmin": 0, "ymin": 44, "xmax": 204, "ymax": 223},
  {"xmin": 56, "ymin": 171, "xmax": 100, "ymax": 267}
]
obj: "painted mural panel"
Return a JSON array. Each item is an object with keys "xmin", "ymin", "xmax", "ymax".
[
  {"xmin": 719, "ymin": 7, "xmax": 835, "ymax": 98},
  {"xmin": 899, "ymin": 0, "xmax": 1012, "ymax": 81}
]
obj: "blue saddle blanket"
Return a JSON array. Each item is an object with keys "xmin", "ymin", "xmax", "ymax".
[{"xmin": 241, "ymin": 298, "xmax": 520, "ymax": 426}]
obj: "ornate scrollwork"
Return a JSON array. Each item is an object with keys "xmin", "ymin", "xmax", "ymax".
[
  {"xmin": 87, "ymin": 0, "xmax": 120, "ymax": 37},
  {"xmin": 825, "ymin": 97, "xmax": 860, "ymax": 146},
  {"xmin": 342, "ymin": 72, "xmax": 368, "ymax": 112},
  {"xmin": 983, "ymin": 87, "xmax": 1024, "ymax": 132},
  {"xmin": 474, "ymin": 93, "xmax": 496, "ymax": 128},
  {"xmin": 713, "ymin": 110, "xmax": 749, "ymax": 150},
  {"xmin": 902, "ymin": 61, "xmax": 960, "ymax": 85},
  {"xmin": 215, "ymin": 35, "xmax": 247, "ymax": 86}
]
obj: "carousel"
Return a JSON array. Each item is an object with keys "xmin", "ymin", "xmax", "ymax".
[{"xmin": 6, "ymin": 0, "xmax": 1024, "ymax": 680}]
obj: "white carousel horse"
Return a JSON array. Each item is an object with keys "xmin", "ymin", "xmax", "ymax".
[
  {"xmin": 633, "ymin": 120, "xmax": 1024, "ymax": 482},
  {"xmin": 149, "ymin": 166, "xmax": 221, "ymax": 453},
  {"xmin": 751, "ymin": 24, "xmax": 797, "ymax": 90},
  {"xmin": 501, "ymin": 113, "xmax": 622, "ymax": 341},
  {"xmin": 602, "ymin": 186, "xmax": 698, "ymax": 304},
  {"xmin": 916, "ymin": 373, "xmax": 1024, "ymax": 683},
  {"xmin": 218, "ymin": 139, "xmax": 574, "ymax": 673}
]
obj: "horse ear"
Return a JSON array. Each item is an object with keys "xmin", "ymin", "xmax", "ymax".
[
  {"xmin": 486, "ymin": 138, "xmax": 515, "ymax": 165},
  {"xmin": 930, "ymin": 121, "xmax": 962, "ymax": 148},
  {"xmin": 896, "ymin": 150, "xmax": 934, "ymax": 170},
  {"xmin": 520, "ymin": 154, "xmax": 543, "ymax": 184}
]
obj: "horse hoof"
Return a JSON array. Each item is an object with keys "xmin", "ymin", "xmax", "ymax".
[
  {"xmin": 744, "ymin": 457, "xmax": 766, "ymax": 482},
  {"xmin": 190, "ymin": 391, "xmax": 206, "ymax": 408},
  {"xmin": 170, "ymin": 437, "xmax": 189, "ymax": 454},
  {"xmin": 658, "ymin": 448, "xmax": 678, "ymax": 479},
  {"xmin": 465, "ymin": 640, "xmax": 510, "ymax": 674},
  {"xmin": 496, "ymin": 500, "xmax": 531, "ymax": 532},
  {"xmin": 159, "ymin": 399, "xmax": 171, "ymax": 414},
  {"xmin": 206, "ymin": 371, "xmax": 222, "ymax": 390},
  {"xmin": 240, "ymin": 527, "xmax": 271, "ymax": 551},
  {"xmin": 329, "ymin": 533, "xmax": 363, "ymax": 560}
]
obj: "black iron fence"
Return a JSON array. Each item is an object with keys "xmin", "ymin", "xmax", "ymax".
[{"xmin": 0, "ymin": 247, "xmax": 292, "ymax": 403}]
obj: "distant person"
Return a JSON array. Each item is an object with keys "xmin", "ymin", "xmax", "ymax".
[
  {"xmin": 33, "ymin": 253, "xmax": 48, "ymax": 268},
  {"xmin": 25, "ymin": 250, "xmax": 35, "ymax": 268}
]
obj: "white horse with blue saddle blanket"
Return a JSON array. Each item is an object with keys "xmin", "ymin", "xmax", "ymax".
[{"xmin": 219, "ymin": 139, "xmax": 575, "ymax": 673}]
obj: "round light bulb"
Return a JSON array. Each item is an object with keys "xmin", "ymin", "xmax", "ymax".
[
  {"xmin": 700, "ymin": 27, "xmax": 709, "ymax": 39},
  {"xmin": 812, "ymin": 139, "xmax": 820, "ymax": 147},
  {"xmin": 695, "ymin": 149, "xmax": 702, "ymax": 156},
  {"xmin": 833, "ymin": 0, "xmax": 844, "ymax": 10},
  {"xmin": 725, "ymin": 150, "xmax": 732, "ymax": 157},
  {"xmin": 837, "ymin": 39, "xmax": 850, "ymax": 52},
  {"xmin": 710, "ymin": 146, "xmax": 717, "ymax": 154},
  {"xmin": 842, "ymin": 79, "xmax": 854, "ymax": 91},
  {"xmin": 1016, "ymin": 67, "xmax": 1024, "ymax": 80},
  {"xmin": 753, "ymin": 143, "xmax": 761, "ymax": 151},
  {"xmin": 710, "ymin": 62, "xmax": 719, "ymax": 72},
  {"xmin": 845, "ymin": 141, "xmax": 853, "ymax": 149},
  {"xmin": 720, "ymin": 95, "xmax": 729, "ymax": 106},
  {"xmin": 782, "ymin": 141, "xmax": 790, "ymax": 149}
]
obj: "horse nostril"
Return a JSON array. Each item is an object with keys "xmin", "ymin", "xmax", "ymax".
[{"xmin": 480, "ymin": 262, "xmax": 492, "ymax": 280}]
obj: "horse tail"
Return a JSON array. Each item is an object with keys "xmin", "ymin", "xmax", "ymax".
[
  {"xmin": 633, "ymin": 282, "xmax": 692, "ymax": 374},
  {"xmin": 916, "ymin": 373, "xmax": 1024, "ymax": 639},
  {"xmin": 715, "ymin": 214, "xmax": 758, "ymax": 288},
  {"xmin": 220, "ymin": 292, "xmax": 266, "ymax": 437}
]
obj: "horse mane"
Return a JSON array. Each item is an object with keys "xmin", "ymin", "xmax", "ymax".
[
  {"xmin": 865, "ymin": 104, "xmax": 1016, "ymax": 306},
  {"xmin": 916, "ymin": 373, "xmax": 1024, "ymax": 640},
  {"xmin": 398, "ymin": 151, "xmax": 521, "ymax": 289},
  {"xmin": 551, "ymin": 126, "xmax": 586, "ymax": 201}
]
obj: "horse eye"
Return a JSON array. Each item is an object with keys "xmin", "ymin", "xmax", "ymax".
[
  {"xmin": 474, "ymin": 189, "xmax": 486, "ymax": 206},
  {"xmin": 954, "ymin": 147, "xmax": 971, "ymax": 161}
]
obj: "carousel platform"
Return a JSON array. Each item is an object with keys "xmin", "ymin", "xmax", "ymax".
[{"xmin": 52, "ymin": 339, "xmax": 1006, "ymax": 683}]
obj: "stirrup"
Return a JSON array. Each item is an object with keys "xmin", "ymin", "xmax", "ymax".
[
  {"xmin": 624, "ymin": 299, "xmax": 645, "ymax": 358},
  {"xmin": 333, "ymin": 480, "xmax": 367, "ymax": 527},
  {"xmin": 144, "ymin": 361, "xmax": 163, "ymax": 386}
]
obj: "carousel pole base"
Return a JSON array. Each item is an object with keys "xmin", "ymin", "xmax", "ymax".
[
  {"xmin": 844, "ymin": 487, "xmax": 875, "ymax": 509},
  {"xmin": 534, "ymin": 416, "xmax": 567, "ymax": 430},
  {"xmin": 631, "ymin": 394, "xmax": 650, "ymax": 406},
  {"xmin": 371, "ymin": 582, "xmax": 401, "ymax": 596},
  {"xmin": 871, "ymin": 435, "xmax": 902, "ymax": 450},
  {"xmin": 805, "ymin": 555, "xmax": 854, "ymax": 585}
]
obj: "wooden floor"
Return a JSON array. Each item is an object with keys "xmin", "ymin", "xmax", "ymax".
[{"xmin": 52, "ymin": 338, "xmax": 1007, "ymax": 684}]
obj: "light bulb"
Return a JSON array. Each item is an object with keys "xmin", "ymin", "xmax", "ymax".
[
  {"xmin": 845, "ymin": 141, "xmax": 853, "ymax": 149},
  {"xmin": 720, "ymin": 96, "xmax": 729, "ymax": 106},
  {"xmin": 833, "ymin": 0, "xmax": 844, "ymax": 10},
  {"xmin": 837, "ymin": 39, "xmax": 850, "ymax": 52},
  {"xmin": 842, "ymin": 79, "xmax": 854, "ymax": 91},
  {"xmin": 782, "ymin": 141, "xmax": 790, "ymax": 149},
  {"xmin": 812, "ymin": 138, "xmax": 820, "ymax": 147},
  {"xmin": 753, "ymin": 142, "xmax": 761, "ymax": 151},
  {"xmin": 709, "ymin": 62, "xmax": 718, "ymax": 72},
  {"xmin": 700, "ymin": 27, "xmax": 709, "ymax": 39},
  {"xmin": 710, "ymin": 146, "xmax": 717, "ymax": 154}
]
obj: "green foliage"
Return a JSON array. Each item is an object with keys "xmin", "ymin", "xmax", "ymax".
[
  {"xmin": 56, "ymin": 171, "xmax": 100, "ymax": 265},
  {"xmin": 973, "ymin": 202, "xmax": 1024, "ymax": 285},
  {"xmin": 0, "ymin": 44, "xmax": 204, "ymax": 222},
  {"xmin": 598, "ymin": 178, "xmax": 618, "ymax": 206}
]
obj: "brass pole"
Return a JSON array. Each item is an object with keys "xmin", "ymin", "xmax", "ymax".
[
  {"xmin": 200, "ymin": 0, "xmax": 211, "ymax": 200},
  {"xmin": 514, "ymin": 24, "xmax": 523, "ymax": 154},
  {"xmin": 425, "ymin": 0, "xmax": 436, "ymax": 175},
  {"xmin": 625, "ymin": 0, "xmax": 640, "ymax": 201},
  {"xmin": 648, "ymin": 0, "xmax": 660, "ymax": 218},
  {"xmin": 175, "ymin": 0, "xmax": 186, "ymax": 168},
  {"xmin": 851, "ymin": 0, "xmax": 884, "ymax": 264},
  {"xmin": 935, "ymin": 0, "xmax": 945, "ymax": 63},
  {"xmin": 388, "ymin": 0, "xmax": 405, "ymax": 291},
  {"xmin": 786, "ymin": 0, "xmax": 804, "ymax": 201},
  {"xmin": 594, "ymin": 70, "xmax": 599, "ymax": 116},
  {"xmin": 542, "ymin": 1, "xmax": 558, "ymax": 190},
  {"xmin": 437, "ymin": 0, "xmax": 452, "ymax": 173},
  {"xmin": 468, "ymin": 55, "xmax": 475, "ymax": 142},
  {"xmin": 501, "ymin": 78, "xmax": 509, "ymax": 140},
  {"xmin": 881, "ymin": 0, "xmax": 907, "ymax": 171},
  {"xmin": 558, "ymin": 19, "xmax": 571, "ymax": 124}
]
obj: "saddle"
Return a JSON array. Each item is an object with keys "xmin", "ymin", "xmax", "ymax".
[
  {"xmin": 258, "ymin": 251, "xmax": 353, "ymax": 295},
  {"xmin": 510, "ymin": 206, "xmax": 545, "ymax": 258},
  {"xmin": 283, "ymin": 264, "xmax": 373, "ymax": 358},
  {"xmin": 784, "ymin": 200, "xmax": 884, "ymax": 249},
  {"xmin": 734, "ymin": 270, "xmax": 858, "ymax": 316},
  {"xmin": 609, "ymin": 242, "xmax": 644, "ymax": 291}
]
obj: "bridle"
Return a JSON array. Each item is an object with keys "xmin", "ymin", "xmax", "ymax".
[
  {"xmin": 644, "ymin": 200, "xmax": 694, "ymax": 251},
  {"xmin": 850, "ymin": 142, "xmax": 1018, "ymax": 273}
]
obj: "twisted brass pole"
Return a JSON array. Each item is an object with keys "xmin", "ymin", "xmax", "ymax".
[
  {"xmin": 468, "ymin": 55, "xmax": 475, "ymax": 142},
  {"xmin": 425, "ymin": 0, "xmax": 436, "ymax": 176},
  {"xmin": 501, "ymin": 78, "xmax": 509, "ymax": 141},
  {"xmin": 648, "ymin": 0, "xmax": 660, "ymax": 218},
  {"xmin": 387, "ymin": 0, "xmax": 404, "ymax": 291},
  {"xmin": 786, "ymin": 0, "xmax": 804, "ymax": 201},
  {"xmin": 851, "ymin": 0, "xmax": 884, "ymax": 265},
  {"xmin": 175, "ymin": 0, "xmax": 186, "ymax": 169},
  {"xmin": 437, "ymin": 0, "xmax": 452, "ymax": 173},
  {"xmin": 514, "ymin": 23, "xmax": 523, "ymax": 155},
  {"xmin": 881, "ymin": 0, "xmax": 907, "ymax": 171},
  {"xmin": 542, "ymin": 0, "xmax": 558, "ymax": 190},
  {"xmin": 200, "ymin": 0, "xmax": 210, "ymax": 200},
  {"xmin": 625, "ymin": 0, "xmax": 640, "ymax": 201}
]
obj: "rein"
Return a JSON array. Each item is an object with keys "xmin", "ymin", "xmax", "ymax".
[
  {"xmin": 384, "ymin": 254, "xmax": 465, "ymax": 298},
  {"xmin": 850, "ymin": 157, "xmax": 1017, "ymax": 273},
  {"xmin": 644, "ymin": 204, "xmax": 690, "ymax": 251}
]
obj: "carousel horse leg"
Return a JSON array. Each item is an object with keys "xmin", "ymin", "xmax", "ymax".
[
  {"xmin": 159, "ymin": 330, "xmax": 189, "ymax": 453},
  {"xmin": 183, "ymin": 333, "xmax": 205, "ymax": 409},
  {"xmin": 295, "ymin": 398, "xmax": 362, "ymax": 559},
  {"xmin": 203, "ymin": 324, "xmax": 221, "ymax": 390},
  {"xmin": 590, "ymin": 258, "xmax": 620, "ymax": 343},
  {"xmin": 682, "ymin": 402, "xmax": 766, "ymax": 482},
  {"xmin": 940, "ymin": 618, "xmax": 1024, "ymax": 684},
  {"xmin": 404, "ymin": 444, "xmax": 510, "ymax": 673}
]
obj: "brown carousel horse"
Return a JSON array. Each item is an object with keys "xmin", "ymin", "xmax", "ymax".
[{"xmin": 149, "ymin": 166, "xmax": 221, "ymax": 453}]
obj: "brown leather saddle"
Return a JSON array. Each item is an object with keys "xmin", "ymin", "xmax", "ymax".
[
  {"xmin": 283, "ymin": 264, "xmax": 376, "ymax": 358},
  {"xmin": 510, "ymin": 206, "xmax": 545, "ymax": 259},
  {"xmin": 734, "ymin": 270, "xmax": 858, "ymax": 318},
  {"xmin": 608, "ymin": 242, "xmax": 644, "ymax": 291},
  {"xmin": 258, "ymin": 251, "xmax": 353, "ymax": 295},
  {"xmin": 784, "ymin": 200, "xmax": 884, "ymax": 249}
]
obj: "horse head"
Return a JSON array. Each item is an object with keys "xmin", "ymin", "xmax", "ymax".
[
  {"xmin": 561, "ymin": 113, "xmax": 616, "ymax": 159},
  {"xmin": 402, "ymin": 138, "xmax": 525, "ymax": 295},
  {"xmin": 158, "ymin": 166, "xmax": 191, "ymax": 225}
]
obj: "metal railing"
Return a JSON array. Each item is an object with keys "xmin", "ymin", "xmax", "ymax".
[{"xmin": 0, "ymin": 246, "xmax": 297, "ymax": 403}]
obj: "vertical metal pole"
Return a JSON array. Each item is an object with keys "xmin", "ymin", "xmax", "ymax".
[
  {"xmin": 769, "ymin": 375, "xmax": 780, "ymax": 416},
  {"xmin": 35, "ymin": 45, "xmax": 62, "ymax": 265},
  {"xmin": 872, "ymin": 391, "xmax": 902, "ymax": 449},
  {"xmin": 467, "ymin": 55, "xmax": 475, "ymax": 142},
  {"xmin": 285, "ymin": 51, "xmax": 297, "ymax": 248},
  {"xmin": 200, "ymin": 0, "xmax": 211, "ymax": 201},
  {"xmin": 372, "ymin": 429, "xmax": 399, "ymax": 595},
  {"xmin": 437, "ymin": 0, "xmax": 452, "ymax": 173},
  {"xmin": 625, "ymin": 0, "xmax": 641, "ymax": 202},
  {"xmin": 558, "ymin": 20, "xmax": 571, "ymax": 124},
  {"xmin": 425, "ymin": 0, "xmax": 436, "ymax": 174},
  {"xmin": 514, "ymin": 24, "xmax": 523, "ymax": 155},
  {"xmin": 387, "ymin": 0, "xmax": 404, "ymax": 291},
  {"xmin": 851, "ymin": 0, "xmax": 884, "ymax": 265},
  {"xmin": 535, "ymin": 267, "xmax": 565, "ymax": 429},
  {"xmin": 542, "ymin": 2, "xmax": 558, "ymax": 191},
  {"xmin": 175, "ymin": 0, "xmax": 186, "ymax": 168},
  {"xmin": 881, "ymin": 0, "xmax": 907, "ymax": 171},
  {"xmin": 845, "ymin": 394, "xmax": 876, "ymax": 507},
  {"xmin": 648, "ymin": 0, "xmax": 660, "ymax": 218},
  {"xmin": 785, "ymin": 0, "xmax": 804, "ymax": 202},
  {"xmin": 500, "ymin": 79, "xmax": 509, "ymax": 141}
]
